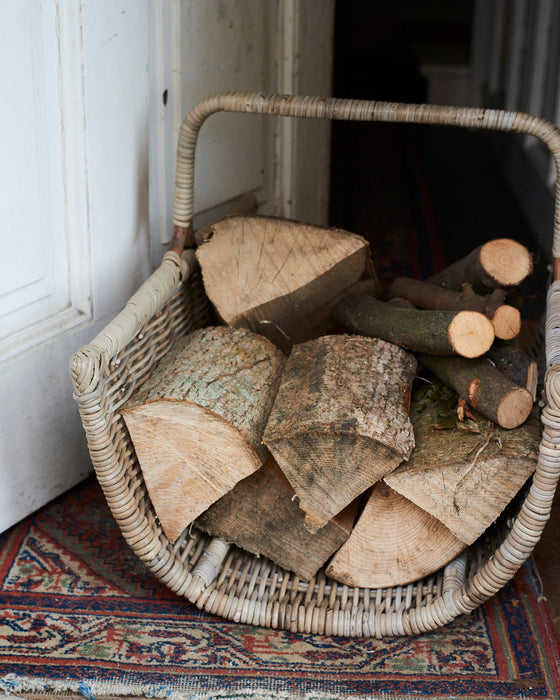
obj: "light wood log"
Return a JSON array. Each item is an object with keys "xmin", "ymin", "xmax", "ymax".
[
  {"xmin": 332, "ymin": 295, "xmax": 495, "ymax": 358},
  {"xmin": 489, "ymin": 345, "xmax": 539, "ymax": 402},
  {"xmin": 121, "ymin": 326, "xmax": 285, "ymax": 543},
  {"xmin": 263, "ymin": 335, "xmax": 417, "ymax": 533},
  {"xmin": 196, "ymin": 457, "xmax": 359, "ymax": 581},
  {"xmin": 427, "ymin": 238, "xmax": 533, "ymax": 291},
  {"xmin": 194, "ymin": 191, "xmax": 258, "ymax": 246},
  {"xmin": 384, "ymin": 387, "xmax": 540, "ymax": 544},
  {"xmin": 326, "ymin": 482, "xmax": 467, "ymax": 587},
  {"xmin": 196, "ymin": 215, "xmax": 378, "ymax": 352},
  {"xmin": 420, "ymin": 354, "xmax": 533, "ymax": 429},
  {"xmin": 390, "ymin": 278, "xmax": 521, "ymax": 340}
]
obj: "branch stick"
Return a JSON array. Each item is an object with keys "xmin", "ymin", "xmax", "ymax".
[
  {"xmin": 420, "ymin": 354, "xmax": 533, "ymax": 429},
  {"xmin": 333, "ymin": 295, "xmax": 494, "ymax": 358},
  {"xmin": 390, "ymin": 277, "xmax": 520, "ymax": 340},
  {"xmin": 427, "ymin": 238, "xmax": 532, "ymax": 291}
]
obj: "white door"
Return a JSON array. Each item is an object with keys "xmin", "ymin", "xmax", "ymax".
[
  {"xmin": 0, "ymin": 0, "xmax": 334, "ymax": 533},
  {"xmin": 149, "ymin": 0, "xmax": 335, "ymax": 266},
  {"xmin": 0, "ymin": 1, "xmax": 153, "ymax": 532}
]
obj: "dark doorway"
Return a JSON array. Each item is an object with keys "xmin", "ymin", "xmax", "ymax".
[{"xmin": 328, "ymin": 0, "xmax": 547, "ymax": 321}]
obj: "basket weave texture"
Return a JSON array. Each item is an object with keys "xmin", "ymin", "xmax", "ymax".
[{"xmin": 70, "ymin": 93, "xmax": 560, "ymax": 637}]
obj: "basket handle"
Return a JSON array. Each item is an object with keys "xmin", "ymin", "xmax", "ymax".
[{"xmin": 170, "ymin": 91, "xmax": 560, "ymax": 274}]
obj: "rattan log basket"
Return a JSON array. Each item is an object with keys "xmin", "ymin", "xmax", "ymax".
[{"xmin": 70, "ymin": 93, "xmax": 560, "ymax": 638}]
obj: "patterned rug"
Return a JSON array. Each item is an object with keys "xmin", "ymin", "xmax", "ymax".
[{"xmin": 0, "ymin": 477, "xmax": 559, "ymax": 700}]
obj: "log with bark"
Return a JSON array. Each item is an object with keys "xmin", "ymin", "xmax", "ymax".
[
  {"xmin": 488, "ymin": 345, "xmax": 539, "ymax": 402},
  {"xmin": 420, "ymin": 354, "xmax": 534, "ymax": 429},
  {"xmin": 427, "ymin": 238, "xmax": 533, "ymax": 291},
  {"xmin": 195, "ymin": 215, "xmax": 378, "ymax": 352},
  {"xmin": 196, "ymin": 457, "xmax": 359, "ymax": 581},
  {"xmin": 263, "ymin": 335, "xmax": 417, "ymax": 533},
  {"xmin": 332, "ymin": 295, "xmax": 495, "ymax": 358},
  {"xmin": 325, "ymin": 481, "xmax": 467, "ymax": 588},
  {"xmin": 120, "ymin": 326, "xmax": 285, "ymax": 543},
  {"xmin": 389, "ymin": 277, "xmax": 521, "ymax": 341},
  {"xmin": 384, "ymin": 383, "xmax": 540, "ymax": 544}
]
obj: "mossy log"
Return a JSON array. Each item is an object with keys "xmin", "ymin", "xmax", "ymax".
[
  {"xmin": 332, "ymin": 295, "xmax": 494, "ymax": 358},
  {"xmin": 196, "ymin": 215, "xmax": 378, "ymax": 352},
  {"xmin": 263, "ymin": 335, "xmax": 417, "ymax": 533},
  {"xmin": 326, "ymin": 482, "xmax": 467, "ymax": 587},
  {"xmin": 427, "ymin": 238, "xmax": 533, "ymax": 291},
  {"xmin": 390, "ymin": 278, "xmax": 521, "ymax": 340},
  {"xmin": 420, "ymin": 354, "xmax": 533, "ymax": 429},
  {"xmin": 196, "ymin": 457, "xmax": 358, "ymax": 581},
  {"xmin": 121, "ymin": 326, "xmax": 285, "ymax": 543},
  {"xmin": 384, "ymin": 386, "xmax": 540, "ymax": 544}
]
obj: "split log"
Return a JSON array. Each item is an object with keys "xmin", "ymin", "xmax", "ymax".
[
  {"xmin": 121, "ymin": 326, "xmax": 286, "ymax": 543},
  {"xmin": 196, "ymin": 457, "xmax": 359, "ymax": 581},
  {"xmin": 420, "ymin": 354, "xmax": 533, "ymax": 429},
  {"xmin": 263, "ymin": 335, "xmax": 417, "ymax": 533},
  {"xmin": 194, "ymin": 191, "xmax": 258, "ymax": 246},
  {"xmin": 384, "ymin": 387, "xmax": 540, "ymax": 544},
  {"xmin": 332, "ymin": 295, "xmax": 495, "ymax": 358},
  {"xmin": 326, "ymin": 482, "xmax": 467, "ymax": 587},
  {"xmin": 427, "ymin": 238, "xmax": 533, "ymax": 291},
  {"xmin": 196, "ymin": 215, "xmax": 378, "ymax": 352},
  {"xmin": 390, "ymin": 278, "xmax": 521, "ymax": 340},
  {"xmin": 489, "ymin": 345, "xmax": 538, "ymax": 402}
]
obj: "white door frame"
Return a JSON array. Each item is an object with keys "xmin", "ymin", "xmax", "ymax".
[{"xmin": 148, "ymin": 0, "xmax": 335, "ymax": 268}]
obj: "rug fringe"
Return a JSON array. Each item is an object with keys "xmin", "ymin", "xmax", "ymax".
[{"xmin": 0, "ymin": 675, "xmax": 424, "ymax": 700}]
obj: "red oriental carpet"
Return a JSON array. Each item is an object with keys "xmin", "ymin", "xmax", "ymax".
[{"xmin": 0, "ymin": 477, "xmax": 559, "ymax": 700}]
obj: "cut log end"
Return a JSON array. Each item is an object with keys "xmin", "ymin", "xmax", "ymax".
[
  {"xmin": 269, "ymin": 434, "xmax": 405, "ymax": 533},
  {"xmin": 121, "ymin": 326, "xmax": 285, "ymax": 544},
  {"xmin": 326, "ymin": 482, "xmax": 467, "ymax": 588},
  {"xmin": 480, "ymin": 239, "xmax": 533, "ymax": 287},
  {"xmin": 448, "ymin": 311, "xmax": 494, "ymax": 358},
  {"xmin": 122, "ymin": 401, "xmax": 263, "ymax": 543},
  {"xmin": 196, "ymin": 216, "xmax": 377, "ymax": 352},
  {"xmin": 491, "ymin": 304, "xmax": 521, "ymax": 340},
  {"xmin": 196, "ymin": 457, "xmax": 358, "ymax": 581},
  {"xmin": 496, "ymin": 387, "xmax": 534, "ymax": 429},
  {"xmin": 420, "ymin": 354, "xmax": 535, "ymax": 429},
  {"xmin": 385, "ymin": 404, "xmax": 540, "ymax": 545}
]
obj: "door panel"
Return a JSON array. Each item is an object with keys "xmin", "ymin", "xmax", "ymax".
[
  {"xmin": 0, "ymin": 0, "xmax": 334, "ymax": 533},
  {"xmin": 149, "ymin": 0, "xmax": 335, "ymax": 266},
  {"xmin": 149, "ymin": 0, "xmax": 270, "ymax": 267},
  {"xmin": 180, "ymin": 0, "xmax": 267, "ymax": 214},
  {"xmin": 0, "ymin": 0, "xmax": 152, "ymax": 532},
  {"xmin": 0, "ymin": 1, "xmax": 87, "ymax": 360}
]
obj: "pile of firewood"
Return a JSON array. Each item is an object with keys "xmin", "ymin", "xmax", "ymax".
[{"xmin": 121, "ymin": 216, "xmax": 540, "ymax": 587}]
